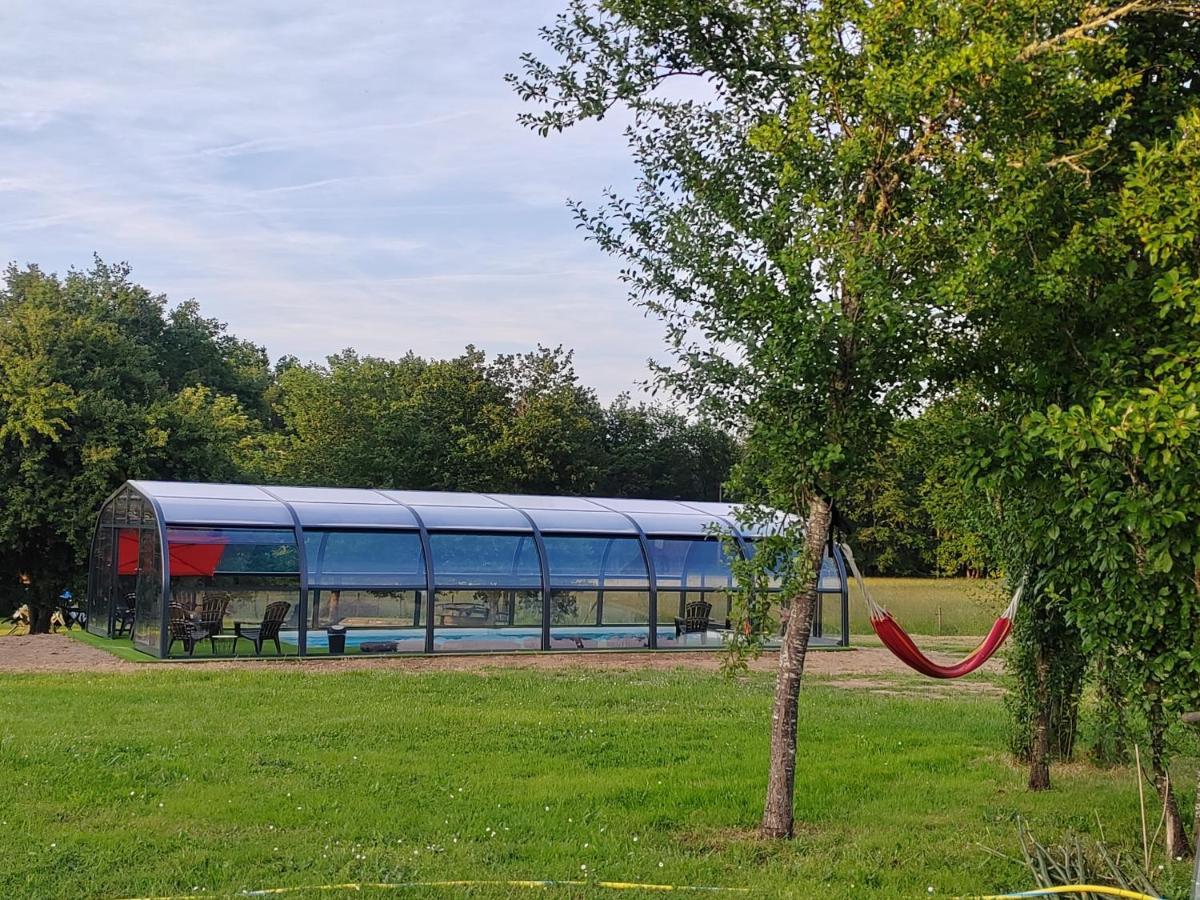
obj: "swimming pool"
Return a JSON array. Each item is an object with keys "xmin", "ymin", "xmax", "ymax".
[{"xmin": 283, "ymin": 625, "xmax": 730, "ymax": 653}]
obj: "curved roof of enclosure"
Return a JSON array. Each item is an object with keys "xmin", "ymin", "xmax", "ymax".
[{"xmin": 125, "ymin": 481, "xmax": 787, "ymax": 538}]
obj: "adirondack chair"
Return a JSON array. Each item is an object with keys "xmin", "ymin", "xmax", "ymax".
[
  {"xmin": 114, "ymin": 592, "xmax": 137, "ymax": 637},
  {"xmin": 191, "ymin": 593, "xmax": 231, "ymax": 651},
  {"xmin": 674, "ymin": 599, "xmax": 713, "ymax": 637},
  {"xmin": 167, "ymin": 603, "xmax": 196, "ymax": 655},
  {"xmin": 233, "ymin": 601, "xmax": 292, "ymax": 656}
]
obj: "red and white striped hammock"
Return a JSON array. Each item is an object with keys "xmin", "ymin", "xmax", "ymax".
[{"xmin": 839, "ymin": 543, "xmax": 1024, "ymax": 679}]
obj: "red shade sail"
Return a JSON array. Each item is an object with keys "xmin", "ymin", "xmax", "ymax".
[
  {"xmin": 117, "ymin": 529, "xmax": 139, "ymax": 575},
  {"xmin": 116, "ymin": 528, "xmax": 228, "ymax": 578},
  {"xmin": 167, "ymin": 541, "xmax": 228, "ymax": 577}
]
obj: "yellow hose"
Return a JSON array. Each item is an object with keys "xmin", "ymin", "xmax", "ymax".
[{"xmin": 969, "ymin": 885, "xmax": 1163, "ymax": 900}]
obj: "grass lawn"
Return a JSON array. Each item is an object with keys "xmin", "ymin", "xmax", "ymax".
[{"xmin": 1, "ymin": 666, "xmax": 1194, "ymax": 899}]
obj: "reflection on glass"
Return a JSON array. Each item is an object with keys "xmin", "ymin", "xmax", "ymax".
[
  {"xmin": 429, "ymin": 534, "xmax": 540, "ymax": 587},
  {"xmin": 431, "ymin": 589, "xmax": 542, "ymax": 651},
  {"xmin": 296, "ymin": 589, "xmax": 425, "ymax": 654},
  {"xmin": 305, "ymin": 530, "xmax": 424, "ymax": 587},
  {"xmin": 310, "ymin": 589, "xmax": 422, "ymax": 628},
  {"xmin": 542, "ymin": 536, "xmax": 648, "ymax": 585},
  {"xmin": 548, "ymin": 588, "xmax": 652, "ymax": 650},
  {"xmin": 647, "ymin": 538, "xmax": 736, "ymax": 589}
]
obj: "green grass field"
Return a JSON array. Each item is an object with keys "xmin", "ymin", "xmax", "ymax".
[
  {"xmin": 1, "ymin": 664, "xmax": 1194, "ymax": 899},
  {"xmin": 845, "ymin": 578, "xmax": 1005, "ymax": 636}
]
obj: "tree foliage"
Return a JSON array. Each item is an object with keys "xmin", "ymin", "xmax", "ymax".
[
  {"xmin": 0, "ymin": 261, "xmax": 264, "ymax": 629},
  {"xmin": 259, "ymin": 344, "xmax": 738, "ymax": 497}
]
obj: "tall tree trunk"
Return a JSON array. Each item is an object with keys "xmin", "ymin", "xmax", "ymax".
[
  {"xmin": 760, "ymin": 494, "xmax": 833, "ymax": 839},
  {"xmin": 1149, "ymin": 699, "xmax": 1192, "ymax": 859},
  {"xmin": 28, "ymin": 603, "xmax": 53, "ymax": 634},
  {"xmin": 1028, "ymin": 643, "xmax": 1052, "ymax": 791}
]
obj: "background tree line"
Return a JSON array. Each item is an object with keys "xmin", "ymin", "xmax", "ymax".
[{"xmin": 0, "ymin": 259, "xmax": 737, "ymax": 630}]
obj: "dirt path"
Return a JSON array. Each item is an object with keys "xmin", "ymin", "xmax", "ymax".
[{"xmin": 0, "ymin": 633, "xmax": 1002, "ymax": 685}]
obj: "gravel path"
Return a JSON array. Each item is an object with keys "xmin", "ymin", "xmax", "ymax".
[{"xmin": 0, "ymin": 632, "xmax": 1002, "ymax": 683}]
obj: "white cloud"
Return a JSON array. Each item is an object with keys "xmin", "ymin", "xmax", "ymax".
[{"xmin": 0, "ymin": 0, "xmax": 666, "ymax": 401}]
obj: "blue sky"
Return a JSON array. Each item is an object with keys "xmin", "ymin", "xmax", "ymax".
[{"xmin": 0, "ymin": 1, "xmax": 668, "ymax": 400}]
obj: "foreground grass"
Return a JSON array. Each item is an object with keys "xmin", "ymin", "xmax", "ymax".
[{"xmin": 1, "ymin": 666, "xmax": 1193, "ymax": 899}]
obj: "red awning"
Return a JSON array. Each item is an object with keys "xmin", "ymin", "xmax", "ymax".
[
  {"xmin": 117, "ymin": 529, "xmax": 139, "ymax": 575},
  {"xmin": 168, "ymin": 541, "xmax": 227, "ymax": 577},
  {"xmin": 117, "ymin": 529, "xmax": 228, "ymax": 578}
]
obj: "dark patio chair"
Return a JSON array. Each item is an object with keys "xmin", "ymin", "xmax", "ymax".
[
  {"xmin": 190, "ymin": 593, "xmax": 231, "ymax": 653},
  {"xmin": 233, "ymin": 601, "xmax": 291, "ymax": 656},
  {"xmin": 674, "ymin": 599, "xmax": 713, "ymax": 637},
  {"xmin": 167, "ymin": 603, "xmax": 196, "ymax": 655},
  {"xmin": 114, "ymin": 592, "xmax": 136, "ymax": 637}
]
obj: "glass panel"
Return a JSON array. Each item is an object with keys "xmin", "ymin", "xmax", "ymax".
[
  {"xmin": 116, "ymin": 527, "xmax": 141, "ymax": 632},
  {"xmin": 86, "ymin": 525, "xmax": 115, "ymax": 637},
  {"xmin": 742, "ymin": 543, "xmax": 841, "ymax": 591},
  {"xmin": 309, "ymin": 588, "xmax": 423, "ymax": 628},
  {"xmin": 647, "ymin": 538, "xmax": 736, "ymax": 589},
  {"xmin": 524, "ymin": 508, "xmax": 636, "ymax": 534},
  {"xmin": 111, "ymin": 491, "xmax": 130, "ymax": 526},
  {"xmin": 167, "ymin": 575, "xmax": 300, "ymax": 658},
  {"xmin": 819, "ymin": 556, "xmax": 841, "ymax": 591},
  {"xmin": 385, "ymin": 490, "xmax": 506, "ymax": 508},
  {"xmin": 131, "ymin": 518, "xmax": 162, "ymax": 656},
  {"xmin": 817, "ymin": 590, "xmax": 846, "ymax": 645},
  {"xmin": 288, "ymin": 501, "xmax": 420, "ymax": 529},
  {"xmin": 548, "ymin": 589, "xmax": 652, "ymax": 650},
  {"xmin": 542, "ymin": 536, "xmax": 648, "ymax": 587},
  {"xmin": 592, "ymin": 497, "xmax": 696, "ymax": 514},
  {"xmin": 304, "ymin": 530, "xmax": 425, "ymax": 587},
  {"xmin": 628, "ymin": 512, "xmax": 719, "ymax": 535},
  {"xmin": 749, "ymin": 593, "xmax": 836, "ymax": 648},
  {"xmin": 414, "ymin": 505, "xmax": 531, "ymax": 531},
  {"xmin": 138, "ymin": 481, "xmax": 272, "ymax": 501},
  {"xmin": 166, "ymin": 528, "xmax": 299, "ymax": 575},
  {"xmin": 162, "ymin": 528, "xmax": 300, "ymax": 657},
  {"xmin": 433, "ymin": 589, "xmax": 542, "ymax": 651},
  {"xmin": 429, "ymin": 534, "xmax": 541, "ymax": 587},
  {"xmin": 291, "ymin": 589, "xmax": 425, "ymax": 654},
  {"xmin": 656, "ymin": 590, "xmax": 732, "ymax": 649},
  {"xmin": 154, "ymin": 496, "xmax": 294, "ymax": 528}
]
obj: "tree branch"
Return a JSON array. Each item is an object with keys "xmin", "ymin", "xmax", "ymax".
[{"xmin": 1017, "ymin": 0, "xmax": 1198, "ymax": 61}]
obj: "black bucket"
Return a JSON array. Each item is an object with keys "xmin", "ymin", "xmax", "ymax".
[{"xmin": 326, "ymin": 624, "xmax": 347, "ymax": 655}]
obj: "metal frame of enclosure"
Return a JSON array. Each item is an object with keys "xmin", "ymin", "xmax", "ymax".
[{"xmin": 86, "ymin": 481, "xmax": 850, "ymax": 659}]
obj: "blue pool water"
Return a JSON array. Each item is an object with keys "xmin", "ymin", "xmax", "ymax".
[{"xmin": 282, "ymin": 625, "xmax": 722, "ymax": 652}]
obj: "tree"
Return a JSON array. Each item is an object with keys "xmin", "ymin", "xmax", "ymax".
[
  {"xmin": 486, "ymin": 345, "xmax": 607, "ymax": 494},
  {"xmin": 0, "ymin": 261, "xmax": 260, "ymax": 631},
  {"xmin": 1017, "ymin": 112, "xmax": 1200, "ymax": 855},
  {"xmin": 598, "ymin": 396, "xmax": 738, "ymax": 501},
  {"xmin": 512, "ymin": 0, "xmax": 1029, "ymax": 837},
  {"xmin": 515, "ymin": 0, "xmax": 1197, "ymax": 840},
  {"xmin": 925, "ymin": 7, "xmax": 1199, "ymax": 834}
]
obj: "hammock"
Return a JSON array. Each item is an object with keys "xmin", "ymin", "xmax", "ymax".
[{"xmin": 839, "ymin": 543, "xmax": 1024, "ymax": 679}]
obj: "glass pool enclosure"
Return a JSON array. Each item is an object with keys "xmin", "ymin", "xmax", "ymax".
[{"xmin": 86, "ymin": 481, "xmax": 849, "ymax": 658}]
